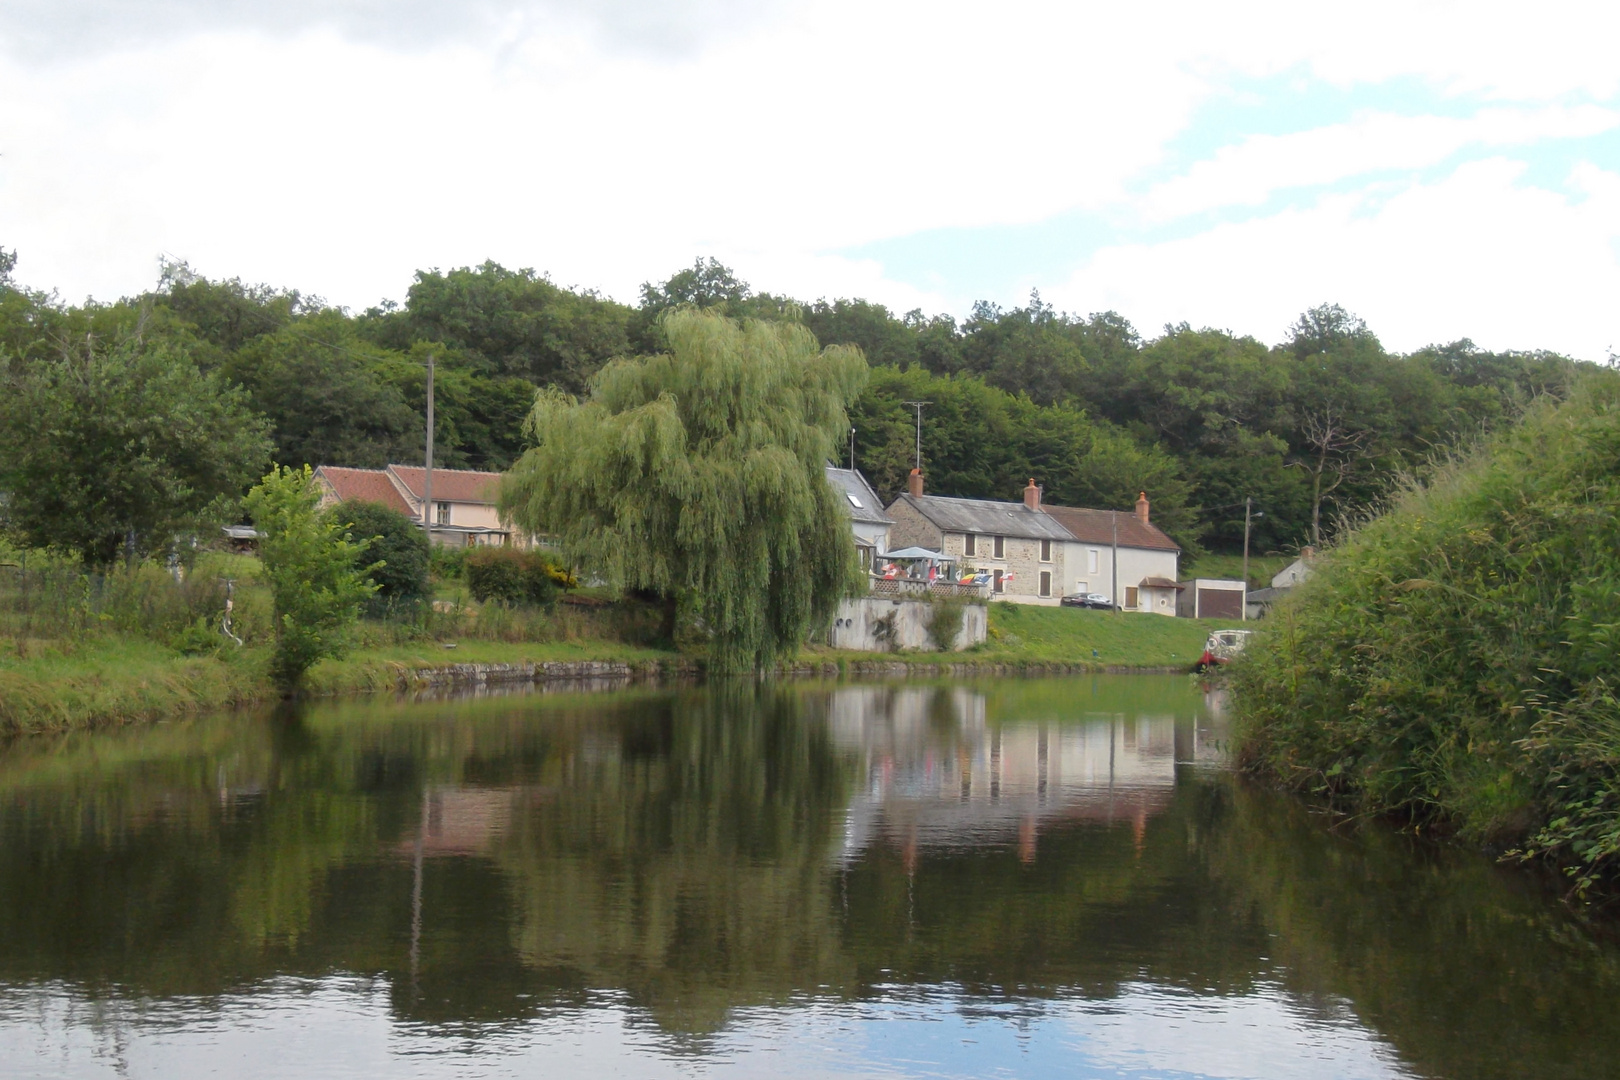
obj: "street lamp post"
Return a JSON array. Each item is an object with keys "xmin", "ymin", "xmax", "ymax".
[{"xmin": 1241, "ymin": 499, "xmax": 1264, "ymax": 621}]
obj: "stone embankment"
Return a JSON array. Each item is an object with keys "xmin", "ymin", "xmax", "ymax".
[{"xmin": 392, "ymin": 658, "xmax": 694, "ymax": 691}]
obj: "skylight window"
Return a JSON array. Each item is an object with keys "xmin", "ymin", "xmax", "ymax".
[{"xmin": 846, "ymin": 493, "xmax": 863, "ymax": 509}]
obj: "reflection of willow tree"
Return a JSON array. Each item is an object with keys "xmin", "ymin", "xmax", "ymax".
[
  {"xmin": 494, "ymin": 684, "xmax": 859, "ymax": 1035},
  {"xmin": 3, "ymin": 685, "xmax": 1620, "ymax": 1070},
  {"xmin": 1202, "ymin": 784, "xmax": 1620, "ymax": 1080}
]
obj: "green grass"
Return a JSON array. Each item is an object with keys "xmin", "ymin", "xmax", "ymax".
[
  {"xmin": 804, "ymin": 601, "xmax": 1245, "ymax": 670},
  {"xmin": 0, "ymin": 638, "xmax": 269, "ymax": 735},
  {"xmin": 1183, "ymin": 552, "xmax": 1292, "ymax": 589}
]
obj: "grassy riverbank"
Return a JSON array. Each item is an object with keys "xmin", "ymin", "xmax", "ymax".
[
  {"xmin": 0, "ymin": 596, "xmax": 1244, "ymax": 734},
  {"xmin": 1231, "ymin": 373, "xmax": 1620, "ymax": 892}
]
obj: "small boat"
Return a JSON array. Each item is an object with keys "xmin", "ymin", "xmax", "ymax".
[{"xmin": 1197, "ymin": 629, "xmax": 1253, "ymax": 671}]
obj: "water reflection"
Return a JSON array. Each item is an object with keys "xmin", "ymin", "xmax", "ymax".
[{"xmin": 0, "ymin": 678, "xmax": 1615, "ymax": 1079}]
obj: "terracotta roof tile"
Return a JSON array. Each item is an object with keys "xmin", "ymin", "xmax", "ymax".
[
  {"xmin": 387, "ymin": 465, "xmax": 502, "ymax": 505},
  {"xmin": 314, "ymin": 466, "xmax": 414, "ymax": 517},
  {"xmin": 1040, "ymin": 504, "xmax": 1181, "ymax": 553}
]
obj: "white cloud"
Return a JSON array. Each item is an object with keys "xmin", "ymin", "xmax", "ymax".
[
  {"xmin": 0, "ymin": 0, "xmax": 1617, "ymax": 359},
  {"xmin": 1140, "ymin": 105, "xmax": 1619, "ymax": 221},
  {"xmin": 1048, "ymin": 158, "xmax": 1620, "ymax": 360}
]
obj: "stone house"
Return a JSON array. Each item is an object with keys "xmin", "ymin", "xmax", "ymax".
[
  {"xmin": 884, "ymin": 472, "xmax": 1184, "ymax": 611},
  {"xmin": 884, "ymin": 470, "xmax": 1075, "ymax": 604},
  {"xmin": 314, "ymin": 464, "xmax": 527, "ymax": 548}
]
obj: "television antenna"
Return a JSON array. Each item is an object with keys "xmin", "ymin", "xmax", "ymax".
[{"xmin": 901, "ymin": 401, "xmax": 931, "ymax": 470}]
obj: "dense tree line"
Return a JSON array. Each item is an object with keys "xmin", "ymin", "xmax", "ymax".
[{"xmin": 0, "ymin": 245, "xmax": 1591, "ymax": 562}]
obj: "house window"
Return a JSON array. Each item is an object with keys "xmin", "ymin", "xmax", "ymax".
[
  {"xmin": 993, "ymin": 535, "xmax": 1005, "ymax": 559},
  {"xmin": 1039, "ymin": 571, "xmax": 1052, "ymax": 598},
  {"xmin": 993, "ymin": 570, "xmax": 1005, "ymax": 593},
  {"xmin": 435, "ymin": 501, "xmax": 451, "ymax": 525},
  {"xmin": 1125, "ymin": 586, "xmax": 1139, "ymax": 609},
  {"xmin": 1040, "ymin": 539, "xmax": 1052, "ymax": 562},
  {"xmin": 963, "ymin": 534, "xmax": 976, "ymax": 557},
  {"xmin": 1088, "ymin": 548, "xmax": 1100, "ymax": 574}
]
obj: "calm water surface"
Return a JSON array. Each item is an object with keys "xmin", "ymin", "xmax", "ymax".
[{"xmin": 2, "ymin": 676, "xmax": 1617, "ymax": 1079}]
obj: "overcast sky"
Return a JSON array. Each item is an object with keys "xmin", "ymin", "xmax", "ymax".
[{"xmin": 1, "ymin": 0, "xmax": 1616, "ymax": 358}]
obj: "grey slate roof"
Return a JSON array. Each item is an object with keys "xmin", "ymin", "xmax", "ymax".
[
  {"xmin": 826, "ymin": 466, "xmax": 894, "ymax": 526},
  {"xmin": 890, "ymin": 494, "xmax": 1073, "ymax": 542}
]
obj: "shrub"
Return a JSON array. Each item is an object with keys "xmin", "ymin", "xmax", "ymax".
[
  {"xmin": 926, "ymin": 599, "xmax": 969, "ymax": 652},
  {"xmin": 245, "ymin": 466, "xmax": 376, "ymax": 691},
  {"xmin": 324, "ymin": 501, "xmax": 430, "ymax": 614},
  {"xmin": 465, "ymin": 547, "xmax": 566, "ymax": 608},
  {"xmin": 1232, "ymin": 372, "xmax": 1620, "ymax": 891},
  {"xmin": 429, "ymin": 544, "xmax": 468, "ymax": 582}
]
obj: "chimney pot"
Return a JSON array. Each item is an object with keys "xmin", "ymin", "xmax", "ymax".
[
  {"xmin": 908, "ymin": 468, "xmax": 924, "ymax": 498},
  {"xmin": 1135, "ymin": 491, "xmax": 1150, "ymax": 524},
  {"xmin": 1023, "ymin": 478, "xmax": 1041, "ymax": 511}
]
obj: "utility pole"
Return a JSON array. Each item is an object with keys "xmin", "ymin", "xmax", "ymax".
[
  {"xmin": 901, "ymin": 401, "xmax": 931, "ymax": 470},
  {"xmin": 1111, "ymin": 510, "xmax": 1119, "ymax": 614},
  {"xmin": 423, "ymin": 354, "xmax": 435, "ymax": 538},
  {"xmin": 1241, "ymin": 499, "xmax": 1263, "ymax": 621}
]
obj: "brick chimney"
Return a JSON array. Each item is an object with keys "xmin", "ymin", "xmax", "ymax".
[
  {"xmin": 1135, "ymin": 491, "xmax": 1150, "ymax": 524},
  {"xmin": 907, "ymin": 468, "xmax": 924, "ymax": 498},
  {"xmin": 1023, "ymin": 478, "xmax": 1041, "ymax": 511}
]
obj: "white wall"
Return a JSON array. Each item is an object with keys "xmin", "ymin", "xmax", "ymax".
[
  {"xmin": 828, "ymin": 597, "xmax": 988, "ymax": 652},
  {"xmin": 1058, "ymin": 542, "xmax": 1178, "ymax": 608}
]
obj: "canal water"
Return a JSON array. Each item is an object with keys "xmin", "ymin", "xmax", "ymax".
[{"xmin": 1, "ymin": 676, "xmax": 1617, "ymax": 1079}]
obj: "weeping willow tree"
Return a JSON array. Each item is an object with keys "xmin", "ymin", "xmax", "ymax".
[{"xmin": 499, "ymin": 309, "xmax": 868, "ymax": 672}]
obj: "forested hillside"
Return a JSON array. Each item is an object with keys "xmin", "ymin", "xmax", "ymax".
[{"xmin": 0, "ymin": 248, "xmax": 1589, "ymax": 558}]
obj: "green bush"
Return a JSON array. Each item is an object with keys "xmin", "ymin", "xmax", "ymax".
[
  {"xmin": 324, "ymin": 501, "xmax": 430, "ymax": 614},
  {"xmin": 1232, "ymin": 372, "xmax": 1620, "ymax": 891},
  {"xmin": 245, "ymin": 466, "xmax": 376, "ymax": 690},
  {"xmin": 429, "ymin": 544, "xmax": 468, "ymax": 582},
  {"xmin": 465, "ymin": 547, "xmax": 565, "ymax": 608},
  {"xmin": 926, "ymin": 599, "xmax": 970, "ymax": 651}
]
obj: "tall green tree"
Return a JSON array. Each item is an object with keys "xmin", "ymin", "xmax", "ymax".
[
  {"xmin": 501, "ymin": 310, "xmax": 867, "ymax": 672},
  {"xmin": 222, "ymin": 314, "xmax": 420, "ymax": 468},
  {"xmin": 245, "ymin": 466, "xmax": 376, "ymax": 690},
  {"xmin": 368, "ymin": 261, "xmax": 633, "ymax": 393},
  {"xmin": 0, "ymin": 336, "xmax": 271, "ymax": 563}
]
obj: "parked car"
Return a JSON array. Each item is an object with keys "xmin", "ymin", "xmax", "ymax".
[{"xmin": 1061, "ymin": 593, "xmax": 1116, "ymax": 610}]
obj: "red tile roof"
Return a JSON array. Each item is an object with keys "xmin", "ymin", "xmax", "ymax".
[
  {"xmin": 387, "ymin": 465, "xmax": 502, "ymax": 505},
  {"xmin": 314, "ymin": 466, "xmax": 414, "ymax": 517},
  {"xmin": 1040, "ymin": 505, "xmax": 1181, "ymax": 553}
]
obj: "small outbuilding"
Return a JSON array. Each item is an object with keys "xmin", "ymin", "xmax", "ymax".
[{"xmin": 1176, "ymin": 578, "xmax": 1246, "ymax": 620}]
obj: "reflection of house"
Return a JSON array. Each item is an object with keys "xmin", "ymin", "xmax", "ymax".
[
  {"xmin": 825, "ymin": 465, "xmax": 893, "ymax": 571},
  {"xmin": 314, "ymin": 464, "xmax": 526, "ymax": 547},
  {"xmin": 1041, "ymin": 494, "xmax": 1181, "ymax": 614},
  {"xmin": 401, "ymin": 787, "xmax": 514, "ymax": 857},
  {"xmin": 825, "ymin": 685, "xmax": 1187, "ymax": 865}
]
